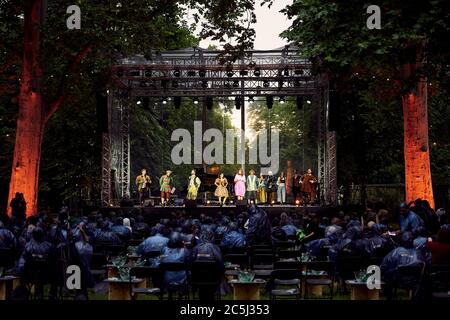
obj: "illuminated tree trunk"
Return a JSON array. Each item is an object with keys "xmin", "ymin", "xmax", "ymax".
[{"xmin": 402, "ymin": 79, "xmax": 435, "ymax": 208}]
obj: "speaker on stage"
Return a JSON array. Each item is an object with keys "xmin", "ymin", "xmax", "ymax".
[
  {"xmin": 143, "ymin": 199, "xmax": 154, "ymax": 207},
  {"xmin": 184, "ymin": 199, "xmax": 197, "ymax": 209}
]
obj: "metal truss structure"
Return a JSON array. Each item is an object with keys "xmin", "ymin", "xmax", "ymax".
[{"xmin": 101, "ymin": 46, "xmax": 337, "ymax": 206}]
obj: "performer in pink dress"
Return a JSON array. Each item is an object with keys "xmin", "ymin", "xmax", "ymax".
[{"xmin": 234, "ymin": 168, "xmax": 246, "ymax": 201}]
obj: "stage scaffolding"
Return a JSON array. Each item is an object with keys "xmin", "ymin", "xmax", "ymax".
[{"xmin": 101, "ymin": 46, "xmax": 337, "ymax": 207}]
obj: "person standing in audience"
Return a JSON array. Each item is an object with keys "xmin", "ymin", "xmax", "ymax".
[{"xmin": 245, "ymin": 203, "xmax": 272, "ymax": 245}]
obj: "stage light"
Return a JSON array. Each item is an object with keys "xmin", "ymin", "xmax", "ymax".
[
  {"xmin": 271, "ymin": 200, "xmax": 275, "ymax": 206},
  {"xmin": 174, "ymin": 69, "xmax": 181, "ymax": 77},
  {"xmin": 296, "ymin": 96, "xmax": 304, "ymax": 110},
  {"xmin": 206, "ymin": 200, "xmax": 211, "ymax": 205},
  {"xmin": 193, "ymin": 97, "xmax": 199, "ymax": 105},
  {"xmin": 136, "ymin": 99, "xmax": 142, "ymax": 105},
  {"xmin": 306, "ymin": 99, "xmax": 312, "ymax": 104},
  {"xmin": 233, "ymin": 80, "xmax": 240, "ymax": 88},
  {"xmin": 235, "ymin": 96, "xmax": 241, "ymax": 110},
  {"xmin": 263, "ymin": 80, "xmax": 270, "ymax": 88},
  {"xmin": 174, "ymin": 96, "xmax": 181, "ymax": 109},
  {"xmin": 162, "ymin": 98, "xmax": 167, "ymax": 105},
  {"xmin": 187, "ymin": 70, "xmax": 196, "ymax": 77},
  {"xmin": 172, "ymin": 80, "xmax": 178, "ymax": 88},
  {"xmin": 206, "ymin": 96, "xmax": 213, "ymax": 110},
  {"xmin": 266, "ymin": 96, "xmax": 273, "ymax": 109},
  {"xmin": 254, "ymin": 68, "xmax": 261, "ymax": 77},
  {"xmin": 248, "ymin": 96, "xmax": 254, "ymax": 103},
  {"xmin": 144, "ymin": 69, "xmax": 152, "ymax": 77},
  {"xmin": 229, "ymin": 200, "xmax": 234, "ymax": 204},
  {"xmin": 295, "ymin": 199, "xmax": 300, "ymax": 206},
  {"xmin": 279, "ymin": 96, "xmax": 285, "ymax": 104},
  {"xmin": 250, "ymin": 200, "xmax": 254, "ymax": 204},
  {"xmin": 199, "ymin": 69, "xmax": 206, "ymax": 77}
]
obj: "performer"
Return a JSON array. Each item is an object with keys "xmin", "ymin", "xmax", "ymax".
[
  {"xmin": 266, "ymin": 171, "xmax": 277, "ymax": 204},
  {"xmin": 292, "ymin": 170, "xmax": 301, "ymax": 203},
  {"xmin": 257, "ymin": 173, "xmax": 267, "ymax": 204},
  {"xmin": 234, "ymin": 168, "xmax": 246, "ymax": 201},
  {"xmin": 277, "ymin": 171, "xmax": 287, "ymax": 204},
  {"xmin": 214, "ymin": 173, "xmax": 229, "ymax": 205},
  {"xmin": 159, "ymin": 170, "xmax": 173, "ymax": 206},
  {"xmin": 300, "ymin": 168, "xmax": 318, "ymax": 205},
  {"xmin": 135, "ymin": 168, "xmax": 152, "ymax": 204},
  {"xmin": 186, "ymin": 169, "xmax": 201, "ymax": 200},
  {"xmin": 246, "ymin": 169, "xmax": 258, "ymax": 203}
]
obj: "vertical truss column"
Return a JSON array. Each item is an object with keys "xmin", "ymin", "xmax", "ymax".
[
  {"xmin": 120, "ymin": 99, "xmax": 131, "ymax": 199},
  {"xmin": 317, "ymin": 87, "xmax": 327, "ymax": 205},
  {"xmin": 101, "ymin": 132, "xmax": 111, "ymax": 207},
  {"xmin": 327, "ymin": 131, "xmax": 338, "ymax": 205}
]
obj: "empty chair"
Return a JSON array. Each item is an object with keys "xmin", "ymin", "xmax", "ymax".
[
  {"xmin": 304, "ymin": 261, "xmax": 335, "ymax": 299},
  {"xmin": 269, "ymin": 269, "xmax": 302, "ymax": 300},
  {"xmin": 190, "ymin": 260, "xmax": 224, "ymax": 300},
  {"xmin": 129, "ymin": 266, "xmax": 161, "ymax": 300}
]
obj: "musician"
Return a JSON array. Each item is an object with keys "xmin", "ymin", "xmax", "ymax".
[
  {"xmin": 246, "ymin": 169, "xmax": 258, "ymax": 202},
  {"xmin": 300, "ymin": 168, "xmax": 318, "ymax": 205},
  {"xmin": 136, "ymin": 168, "xmax": 152, "ymax": 204},
  {"xmin": 214, "ymin": 173, "xmax": 229, "ymax": 205},
  {"xmin": 292, "ymin": 170, "xmax": 301, "ymax": 203},
  {"xmin": 159, "ymin": 170, "xmax": 173, "ymax": 206},
  {"xmin": 277, "ymin": 171, "xmax": 287, "ymax": 205},
  {"xmin": 187, "ymin": 169, "xmax": 201, "ymax": 200},
  {"xmin": 234, "ymin": 168, "xmax": 246, "ymax": 201},
  {"xmin": 266, "ymin": 171, "xmax": 277, "ymax": 204},
  {"xmin": 257, "ymin": 173, "xmax": 267, "ymax": 204}
]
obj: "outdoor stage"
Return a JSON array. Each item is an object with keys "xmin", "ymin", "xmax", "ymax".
[{"xmin": 99, "ymin": 204, "xmax": 337, "ymax": 224}]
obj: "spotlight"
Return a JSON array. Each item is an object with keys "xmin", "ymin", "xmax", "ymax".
[
  {"xmin": 187, "ymin": 70, "xmax": 196, "ymax": 77},
  {"xmin": 174, "ymin": 96, "xmax": 181, "ymax": 109},
  {"xmin": 266, "ymin": 96, "xmax": 273, "ymax": 109},
  {"xmin": 306, "ymin": 98, "xmax": 312, "ymax": 104},
  {"xmin": 144, "ymin": 69, "xmax": 152, "ymax": 77},
  {"xmin": 271, "ymin": 200, "xmax": 275, "ymax": 206},
  {"xmin": 229, "ymin": 200, "xmax": 234, "ymax": 204},
  {"xmin": 295, "ymin": 199, "xmax": 300, "ymax": 206},
  {"xmin": 193, "ymin": 97, "xmax": 199, "ymax": 105},
  {"xmin": 248, "ymin": 96, "xmax": 254, "ymax": 103},
  {"xmin": 250, "ymin": 200, "xmax": 254, "ymax": 204},
  {"xmin": 136, "ymin": 98, "xmax": 142, "ymax": 105},
  {"xmin": 296, "ymin": 96, "xmax": 304, "ymax": 110},
  {"xmin": 279, "ymin": 96, "xmax": 285, "ymax": 104},
  {"xmin": 199, "ymin": 69, "xmax": 206, "ymax": 77},
  {"xmin": 254, "ymin": 68, "xmax": 261, "ymax": 77},
  {"xmin": 206, "ymin": 96, "xmax": 213, "ymax": 110},
  {"xmin": 172, "ymin": 80, "xmax": 179, "ymax": 88},
  {"xmin": 263, "ymin": 80, "xmax": 270, "ymax": 88},
  {"xmin": 233, "ymin": 80, "xmax": 240, "ymax": 88},
  {"xmin": 174, "ymin": 69, "xmax": 181, "ymax": 77},
  {"xmin": 162, "ymin": 98, "xmax": 168, "ymax": 105},
  {"xmin": 206, "ymin": 200, "xmax": 211, "ymax": 205},
  {"xmin": 235, "ymin": 96, "xmax": 241, "ymax": 110}
]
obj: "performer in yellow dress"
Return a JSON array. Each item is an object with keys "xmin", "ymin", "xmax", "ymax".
[
  {"xmin": 257, "ymin": 173, "xmax": 267, "ymax": 204},
  {"xmin": 186, "ymin": 169, "xmax": 201, "ymax": 200},
  {"xmin": 214, "ymin": 173, "xmax": 229, "ymax": 205}
]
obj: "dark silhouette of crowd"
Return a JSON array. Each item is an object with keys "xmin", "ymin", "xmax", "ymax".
[{"xmin": 0, "ymin": 199, "xmax": 449, "ymax": 300}]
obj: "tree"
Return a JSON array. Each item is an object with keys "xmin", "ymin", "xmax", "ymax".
[
  {"xmin": 1, "ymin": 0, "xmax": 270, "ymax": 216},
  {"xmin": 282, "ymin": 0, "xmax": 450, "ymax": 208}
]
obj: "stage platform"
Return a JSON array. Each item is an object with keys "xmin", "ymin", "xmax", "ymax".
[{"xmin": 98, "ymin": 204, "xmax": 337, "ymax": 223}]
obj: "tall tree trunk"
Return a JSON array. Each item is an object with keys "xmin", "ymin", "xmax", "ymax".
[
  {"xmin": 402, "ymin": 79, "xmax": 435, "ymax": 208},
  {"xmin": 7, "ymin": 0, "xmax": 45, "ymax": 216}
]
